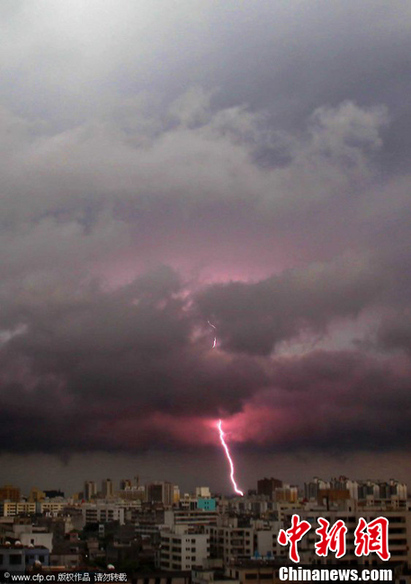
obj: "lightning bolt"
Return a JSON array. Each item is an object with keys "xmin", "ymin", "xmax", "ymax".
[
  {"xmin": 217, "ymin": 419, "xmax": 244, "ymax": 496},
  {"xmin": 207, "ymin": 320, "xmax": 217, "ymax": 349}
]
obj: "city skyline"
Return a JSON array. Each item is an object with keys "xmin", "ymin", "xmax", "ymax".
[
  {"xmin": 1, "ymin": 474, "xmax": 407, "ymax": 501},
  {"xmin": 1, "ymin": 1, "xmax": 411, "ymax": 492}
]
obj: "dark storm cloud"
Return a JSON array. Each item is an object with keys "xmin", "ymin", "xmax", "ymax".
[
  {"xmin": 0, "ymin": 260, "xmax": 410, "ymax": 457},
  {"xmin": 0, "ymin": 0, "xmax": 411, "ymax": 466},
  {"xmin": 195, "ymin": 256, "xmax": 384, "ymax": 355},
  {"xmin": 0, "ymin": 266, "xmax": 273, "ymax": 455},
  {"xmin": 223, "ymin": 349, "xmax": 411, "ymax": 455},
  {"xmin": 3, "ymin": 323, "xmax": 411, "ymax": 456},
  {"xmin": 377, "ymin": 312, "xmax": 411, "ymax": 355}
]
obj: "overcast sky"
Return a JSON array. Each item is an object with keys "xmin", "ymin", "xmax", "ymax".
[{"xmin": 1, "ymin": 0, "xmax": 411, "ymax": 495}]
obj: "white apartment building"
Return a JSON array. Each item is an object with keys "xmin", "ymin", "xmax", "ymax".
[
  {"xmin": 196, "ymin": 487, "xmax": 211, "ymax": 498},
  {"xmin": 164, "ymin": 509, "xmax": 218, "ymax": 529},
  {"xmin": 205, "ymin": 518, "xmax": 282, "ymax": 564},
  {"xmin": 0, "ymin": 499, "xmax": 69, "ymax": 518},
  {"xmin": 2, "ymin": 523, "xmax": 53, "ymax": 550},
  {"xmin": 160, "ymin": 531, "xmax": 210, "ymax": 571},
  {"xmin": 81, "ymin": 502, "xmax": 125, "ymax": 525},
  {"xmin": 0, "ymin": 502, "xmax": 36, "ymax": 517},
  {"xmin": 40, "ymin": 500, "xmax": 66, "ymax": 515},
  {"xmin": 205, "ymin": 525, "xmax": 254, "ymax": 563}
]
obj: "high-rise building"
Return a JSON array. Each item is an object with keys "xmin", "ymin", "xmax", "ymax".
[
  {"xmin": 205, "ymin": 522, "xmax": 280, "ymax": 564},
  {"xmin": 29, "ymin": 487, "xmax": 45, "ymax": 502},
  {"xmin": 0, "ymin": 485, "xmax": 21, "ymax": 502},
  {"xmin": 274, "ymin": 484, "xmax": 298, "ymax": 503},
  {"xmin": 357, "ymin": 480, "xmax": 380, "ymax": 500},
  {"xmin": 102, "ymin": 479, "xmax": 114, "ymax": 498},
  {"xmin": 146, "ymin": 481, "xmax": 174, "ymax": 506},
  {"xmin": 387, "ymin": 479, "xmax": 407, "ymax": 500},
  {"xmin": 84, "ymin": 481, "xmax": 98, "ymax": 500},
  {"xmin": 304, "ymin": 477, "xmax": 331, "ymax": 500},
  {"xmin": 160, "ymin": 531, "xmax": 210, "ymax": 571},
  {"xmin": 119, "ymin": 479, "xmax": 132, "ymax": 491},
  {"xmin": 354, "ymin": 478, "xmax": 408, "ymax": 502},
  {"xmin": 257, "ymin": 478, "xmax": 283, "ymax": 499}
]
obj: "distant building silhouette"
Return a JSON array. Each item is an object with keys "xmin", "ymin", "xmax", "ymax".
[
  {"xmin": 257, "ymin": 477, "xmax": 282, "ymax": 499},
  {"xmin": 102, "ymin": 478, "xmax": 114, "ymax": 498},
  {"xmin": 0, "ymin": 484, "xmax": 20, "ymax": 502},
  {"xmin": 83, "ymin": 480, "xmax": 97, "ymax": 500}
]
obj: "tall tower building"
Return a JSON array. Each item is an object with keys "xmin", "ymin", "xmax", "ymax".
[
  {"xmin": 146, "ymin": 481, "xmax": 174, "ymax": 506},
  {"xmin": 29, "ymin": 487, "xmax": 45, "ymax": 503},
  {"xmin": 257, "ymin": 478, "xmax": 283, "ymax": 499},
  {"xmin": 0, "ymin": 485, "xmax": 21, "ymax": 502},
  {"xmin": 102, "ymin": 479, "xmax": 114, "ymax": 499},
  {"xmin": 304, "ymin": 477, "xmax": 331, "ymax": 500},
  {"xmin": 84, "ymin": 481, "xmax": 98, "ymax": 500}
]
